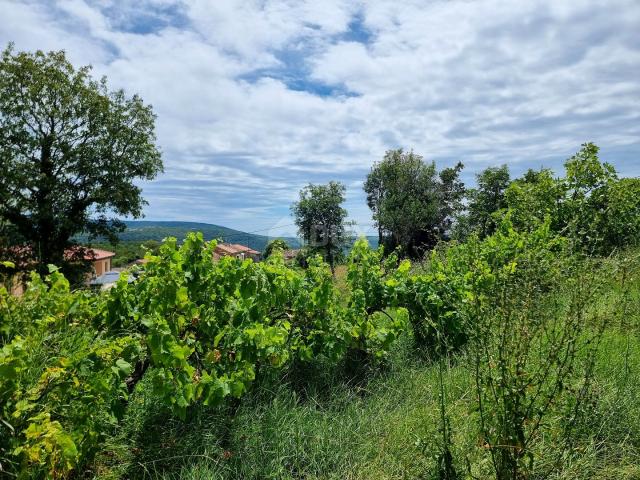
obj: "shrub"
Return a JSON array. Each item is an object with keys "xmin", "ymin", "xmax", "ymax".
[
  {"xmin": 0, "ymin": 269, "xmax": 141, "ymax": 478},
  {"xmin": 465, "ymin": 220, "xmax": 605, "ymax": 479}
]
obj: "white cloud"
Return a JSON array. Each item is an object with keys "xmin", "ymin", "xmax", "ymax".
[{"xmin": 0, "ymin": 0, "xmax": 638, "ymax": 232}]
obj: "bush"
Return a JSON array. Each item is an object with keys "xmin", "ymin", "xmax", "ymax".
[
  {"xmin": 463, "ymin": 220, "xmax": 606, "ymax": 479},
  {"xmin": 0, "ymin": 269, "xmax": 141, "ymax": 478}
]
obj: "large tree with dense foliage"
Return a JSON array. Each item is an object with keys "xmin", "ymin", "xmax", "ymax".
[
  {"xmin": 0, "ymin": 45, "xmax": 162, "ymax": 273},
  {"xmin": 602, "ymin": 177, "xmax": 640, "ymax": 250},
  {"xmin": 437, "ymin": 161, "xmax": 466, "ymax": 238},
  {"xmin": 505, "ymin": 168, "xmax": 566, "ymax": 235},
  {"xmin": 466, "ymin": 164, "xmax": 511, "ymax": 238},
  {"xmin": 363, "ymin": 149, "xmax": 464, "ymax": 256},
  {"xmin": 291, "ymin": 181, "xmax": 350, "ymax": 273}
]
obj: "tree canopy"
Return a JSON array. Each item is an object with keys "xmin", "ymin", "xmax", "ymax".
[
  {"xmin": 263, "ymin": 238, "xmax": 290, "ymax": 258},
  {"xmin": 291, "ymin": 181, "xmax": 351, "ymax": 273},
  {"xmin": 0, "ymin": 45, "xmax": 163, "ymax": 273},
  {"xmin": 363, "ymin": 149, "xmax": 464, "ymax": 256},
  {"xmin": 466, "ymin": 164, "xmax": 511, "ymax": 238},
  {"xmin": 504, "ymin": 143, "xmax": 639, "ymax": 254}
]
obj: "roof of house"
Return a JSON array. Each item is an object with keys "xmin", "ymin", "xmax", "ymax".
[
  {"xmin": 2, "ymin": 245, "xmax": 115, "ymax": 264},
  {"xmin": 214, "ymin": 243, "xmax": 260, "ymax": 256},
  {"xmin": 64, "ymin": 246, "xmax": 116, "ymax": 261},
  {"xmin": 89, "ymin": 271, "xmax": 133, "ymax": 286},
  {"xmin": 86, "ymin": 248, "xmax": 116, "ymax": 260}
]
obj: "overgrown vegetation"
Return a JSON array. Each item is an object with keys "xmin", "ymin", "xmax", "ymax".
[{"xmin": 2, "ymin": 219, "xmax": 639, "ymax": 478}]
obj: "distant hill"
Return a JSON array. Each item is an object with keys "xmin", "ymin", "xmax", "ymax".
[
  {"xmin": 78, "ymin": 221, "xmax": 380, "ymax": 254},
  {"xmin": 79, "ymin": 221, "xmax": 301, "ymax": 253}
]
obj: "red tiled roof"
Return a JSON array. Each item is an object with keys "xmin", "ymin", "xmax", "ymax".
[
  {"xmin": 214, "ymin": 243, "xmax": 260, "ymax": 255},
  {"xmin": 3, "ymin": 245, "xmax": 115, "ymax": 262},
  {"xmin": 64, "ymin": 246, "xmax": 115, "ymax": 261},
  {"xmin": 82, "ymin": 248, "xmax": 115, "ymax": 261}
]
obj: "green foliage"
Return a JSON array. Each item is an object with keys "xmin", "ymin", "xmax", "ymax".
[
  {"xmin": 504, "ymin": 143, "xmax": 640, "ymax": 254},
  {"xmin": 363, "ymin": 149, "xmax": 465, "ymax": 256},
  {"xmin": 0, "ymin": 44, "xmax": 162, "ymax": 274},
  {"xmin": 90, "ymin": 253, "xmax": 640, "ymax": 480},
  {"xmin": 453, "ymin": 143, "xmax": 640, "ymax": 255},
  {"xmin": 291, "ymin": 181, "xmax": 352, "ymax": 273},
  {"xmin": 465, "ymin": 164, "xmax": 511, "ymax": 238},
  {"xmin": 3, "ymin": 220, "xmax": 636, "ymax": 479},
  {"xmin": 504, "ymin": 168, "xmax": 565, "ymax": 233},
  {"xmin": 0, "ymin": 233, "xmax": 416, "ymax": 478},
  {"xmin": 0, "ymin": 269, "xmax": 141, "ymax": 478},
  {"xmin": 345, "ymin": 239, "xmax": 409, "ymax": 360},
  {"xmin": 404, "ymin": 250, "xmax": 470, "ymax": 351},
  {"xmin": 99, "ymin": 233, "xmax": 412, "ymax": 417},
  {"xmin": 263, "ymin": 239, "xmax": 290, "ymax": 259},
  {"xmin": 108, "ymin": 234, "xmax": 294, "ymax": 416},
  {"xmin": 438, "ymin": 162, "xmax": 467, "ymax": 240},
  {"xmin": 603, "ymin": 178, "xmax": 640, "ymax": 250},
  {"xmin": 461, "ymin": 219, "xmax": 605, "ymax": 480}
]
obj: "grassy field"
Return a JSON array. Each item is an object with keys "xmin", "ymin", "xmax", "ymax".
[{"xmin": 88, "ymin": 253, "xmax": 640, "ymax": 480}]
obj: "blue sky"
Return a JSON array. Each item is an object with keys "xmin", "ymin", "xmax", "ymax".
[{"xmin": 1, "ymin": 0, "xmax": 639, "ymax": 236}]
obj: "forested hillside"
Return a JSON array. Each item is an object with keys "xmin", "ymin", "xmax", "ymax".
[{"xmin": 77, "ymin": 221, "xmax": 302, "ymax": 252}]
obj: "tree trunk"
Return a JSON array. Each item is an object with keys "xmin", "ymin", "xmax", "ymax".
[
  {"xmin": 35, "ymin": 136, "xmax": 61, "ymax": 272},
  {"xmin": 125, "ymin": 359, "xmax": 150, "ymax": 394}
]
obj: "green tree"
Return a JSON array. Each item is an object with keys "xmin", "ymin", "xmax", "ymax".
[
  {"xmin": 0, "ymin": 45, "xmax": 162, "ymax": 274},
  {"xmin": 603, "ymin": 177, "xmax": 640, "ymax": 250},
  {"xmin": 438, "ymin": 161, "xmax": 466, "ymax": 239},
  {"xmin": 505, "ymin": 168, "xmax": 565, "ymax": 233},
  {"xmin": 363, "ymin": 149, "xmax": 464, "ymax": 256},
  {"xmin": 291, "ymin": 181, "xmax": 351, "ymax": 274},
  {"xmin": 467, "ymin": 165, "xmax": 510, "ymax": 238},
  {"xmin": 563, "ymin": 143, "xmax": 617, "ymax": 251},
  {"xmin": 141, "ymin": 239, "xmax": 161, "ymax": 254},
  {"xmin": 264, "ymin": 238, "xmax": 290, "ymax": 258},
  {"xmin": 504, "ymin": 143, "xmax": 639, "ymax": 254}
]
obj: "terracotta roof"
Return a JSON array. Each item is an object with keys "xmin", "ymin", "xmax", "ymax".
[
  {"xmin": 215, "ymin": 243, "xmax": 260, "ymax": 255},
  {"xmin": 64, "ymin": 246, "xmax": 115, "ymax": 261},
  {"xmin": 86, "ymin": 248, "xmax": 115, "ymax": 260},
  {"xmin": 2, "ymin": 245, "xmax": 115, "ymax": 262}
]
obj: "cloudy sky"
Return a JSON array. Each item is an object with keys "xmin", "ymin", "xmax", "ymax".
[{"xmin": 1, "ymin": 0, "xmax": 639, "ymax": 236}]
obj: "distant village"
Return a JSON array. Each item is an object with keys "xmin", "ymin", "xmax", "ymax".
[{"xmin": 6, "ymin": 241, "xmax": 301, "ymax": 295}]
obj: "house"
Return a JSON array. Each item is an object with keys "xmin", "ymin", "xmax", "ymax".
[
  {"xmin": 2, "ymin": 245, "xmax": 115, "ymax": 295},
  {"xmin": 213, "ymin": 243, "xmax": 261, "ymax": 262},
  {"xmin": 66, "ymin": 247, "xmax": 116, "ymax": 276}
]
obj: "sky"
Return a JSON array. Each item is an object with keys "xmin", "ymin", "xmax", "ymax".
[{"xmin": 1, "ymin": 0, "xmax": 639, "ymax": 237}]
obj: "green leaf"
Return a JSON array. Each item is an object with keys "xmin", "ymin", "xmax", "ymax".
[{"xmin": 115, "ymin": 358, "xmax": 132, "ymax": 376}]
